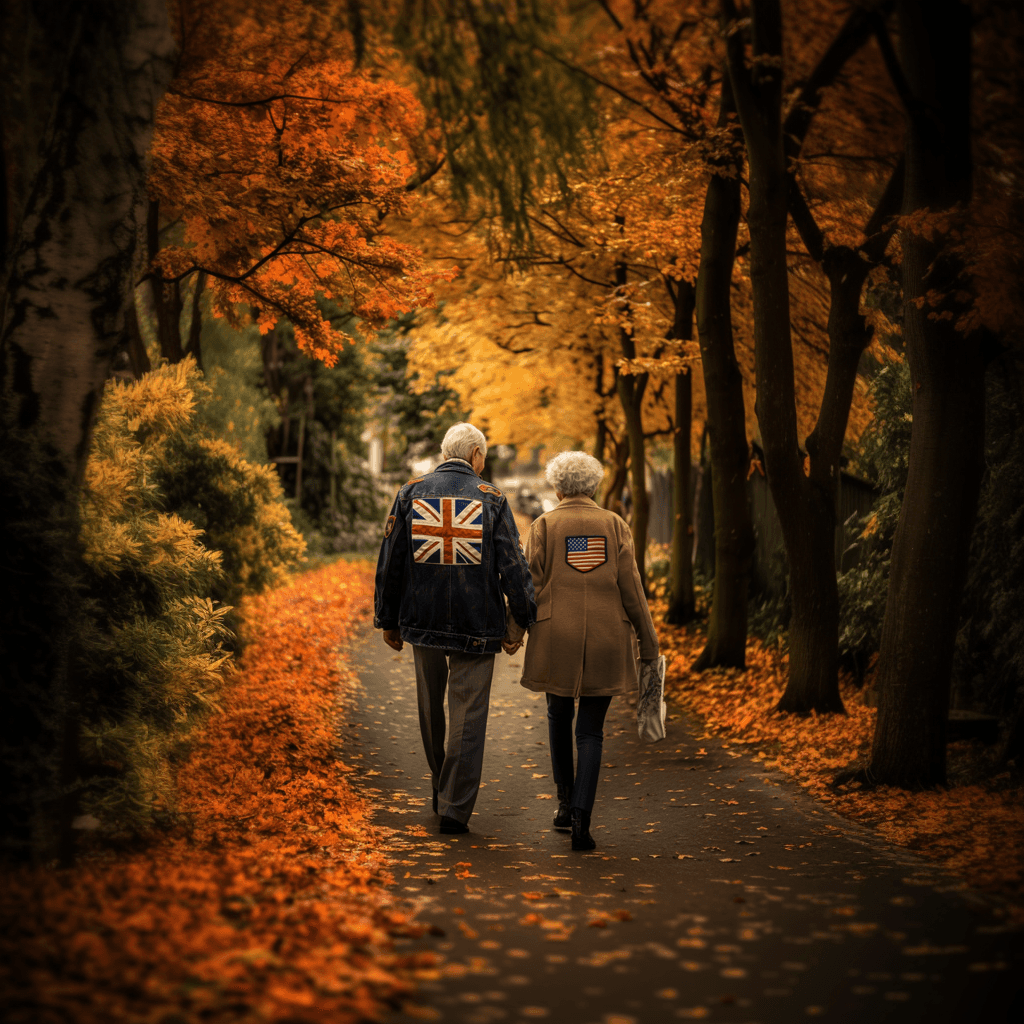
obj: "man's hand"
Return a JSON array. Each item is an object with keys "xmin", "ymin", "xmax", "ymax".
[
  {"xmin": 502, "ymin": 614, "xmax": 526, "ymax": 656},
  {"xmin": 383, "ymin": 629, "xmax": 403, "ymax": 652}
]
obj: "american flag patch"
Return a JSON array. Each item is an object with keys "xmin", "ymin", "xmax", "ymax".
[
  {"xmin": 411, "ymin": 498, "xmax": 484, "ymax": 565},
  {"xmin": 565, "ymin": 535, "xmax": 607, "ymax": 573}
]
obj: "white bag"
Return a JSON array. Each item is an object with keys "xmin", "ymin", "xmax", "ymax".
[{"xmin": 636, "ymin": 655, "xmax": 667, "ymax": 743}]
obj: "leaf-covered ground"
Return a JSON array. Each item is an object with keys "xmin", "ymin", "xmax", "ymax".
[
  {"xmin": 655, "ymin": 603, "xmax": 1024, "ymax": 917},
  {"xmin": 0, "ymin": 560, "xmax": 436, "ymax": 1024}
]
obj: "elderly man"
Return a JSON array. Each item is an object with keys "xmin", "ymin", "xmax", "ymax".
[{"xmin": 374, "ymin": 422, "xmax": 536, "ymax": 835}]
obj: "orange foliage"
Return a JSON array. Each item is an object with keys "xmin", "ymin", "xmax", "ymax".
[
  {"xmin": 0, "ymin": 561, "xmax": 436, "ymax": 1023},
  {"xmin": 150, "ymin": 0, "xmax": 453, "ymax": 362},
  {"xmin": 656, "ymin": 604, "xmax": 1024, "ymax": 909}
]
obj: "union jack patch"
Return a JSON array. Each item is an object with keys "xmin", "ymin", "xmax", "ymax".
[
  {"xmin": 566, "ymin": 535, "xmax": 607, "ymax": 573},
  {"xmin": 411, "ymin": 497, "xmax": 484, "ymax": 565}
]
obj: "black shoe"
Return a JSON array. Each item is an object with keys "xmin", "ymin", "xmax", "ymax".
[
  {"xmin": 553, "ymin": 784, "xmax": 572, "ymax": 831},
  {"xmin": 432, "ymin": 788, "xmax": 438, "ymax": 814},
  {"xmin": 440, "ymin": 815, "xmax": 468, "ymax": 835},
  {"xmin": 571, "ymin": 807, "xmax": 596, "ymax": 851}
]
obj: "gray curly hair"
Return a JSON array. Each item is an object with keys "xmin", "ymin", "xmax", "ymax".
[
  {"xmin": 545, "ymin": 450, "xmax": 605, "ymax": 497},
  {"xmin": 441, "ymin": 422, "xmax": 487, "ymax": 462}
]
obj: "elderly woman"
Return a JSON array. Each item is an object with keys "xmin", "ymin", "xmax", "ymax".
[{"xmin": 518, "ymin": 451, "xmax": 659, "ymax": 851}]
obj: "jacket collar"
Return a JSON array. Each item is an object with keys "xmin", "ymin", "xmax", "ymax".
[
  {"xmin": 556, "ymin": 495, "xmax": 599, "ymax": 508},
  {"xmin": 436, "ymin": 459, "xmax": 480, "ymax": 477}
]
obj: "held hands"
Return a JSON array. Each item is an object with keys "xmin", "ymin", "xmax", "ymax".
[
  {"xmin": 382, "ymin": 629, "xmax": 403, "ymax": 652},
  {"xmin": 502, "ymin": 616, "xmax": 526, "ymax": 657}
]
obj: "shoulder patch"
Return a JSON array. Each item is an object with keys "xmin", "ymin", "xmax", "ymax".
[
  {"xmin": 478, "ymin": 483, "xmax": 502, "ymax": 497},
  {"xmin": 384, "ymin": 515, "xmax": 396, "ymax": 538},
  {"xmin": 405, "ymin": 476, "xmax": 424, "ymax": 487}
]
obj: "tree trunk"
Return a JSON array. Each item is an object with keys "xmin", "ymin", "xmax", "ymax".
[
  {"xmin": 1, "ymin": 1, "xmax": 175, "ymax": 477},
  {"xmin": 0, "ymin": 0, "xmax": 175, "ymax": 860},
  {"xmin": 731, "ymin": 1, "xmax": 901, "ymax": 709},
  {"xmin": 186, "ymin": 270, "xmax": 207, "ymax": 372},
  {"xmin": 593, "ymin": 353, "xmax": 607, "ymax": 462},
  {"xmin": 147, "ymin": 199, "xmax": 185, "ymax": 363},
  {"xmin": 665, "ymin": 277, "xmax": 697, "ymax": 624},
  {"xmin": 602, "ymin": 432, "xmax": 629, "ymax": 515},
  {"xmin": 692, "ymin": 70, "xmax": 754, "ymax": 669},
  {"xmin": 725, "ymin": 0, "xmax": 846, "ymax": 712},
  {"xmin": 612, "ymin": 249, "xmax": 650, "ymax": 585},
  {"xmin": 665, "ymin": 367, "xmax": 695, "ymax": 622},
  {"xmin": 594, "ymin": 418, "xmax": 607, "ymax": 463},
  {"xmin": 617, "ymin": 362, "xmax": 650, "ymax": 584},
  {"xmin": 869, "ymin": 0, "xmax": 978, "ymax": 788},
  {"xmin": 124, "ymin": 298, "xmax": 152, "ymax": 378}
]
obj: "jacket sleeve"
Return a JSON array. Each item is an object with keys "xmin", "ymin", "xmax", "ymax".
[
  {"xmin": 524, "ymin": 515, "xmax": 546, "ymax": 593},
  {"xmin": 373, "ymin": 492, "xmax": 408, "ymax": 630},
  {"xmin": 494, "ymin": 499, "xmax": 537, "ymax": 629},
  {"xmin": 616, "ymin": 522, "xmax": 660, "ymax": 660}
]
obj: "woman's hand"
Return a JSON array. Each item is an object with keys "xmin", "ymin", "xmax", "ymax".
[{"xmin": 502, "ymin": 639, "xmax": 523, "ymax": 655}]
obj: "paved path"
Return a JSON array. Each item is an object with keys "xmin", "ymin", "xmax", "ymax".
[{"xmin": 343, "ymin": 632, "xmax": 1023, "ymax": 1024}]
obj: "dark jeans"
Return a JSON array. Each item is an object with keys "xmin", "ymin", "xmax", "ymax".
[{"xmin": 546, "ymin": 693, "xmax": 613, "ymax": 813}]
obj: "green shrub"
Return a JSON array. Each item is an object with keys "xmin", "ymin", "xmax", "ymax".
[
  {"xmin": 76, "ymin": 359, "xmax": 304, "ymax": 835},
  {"xmin": 837, "ymin": 361, "xmax": 912, "ymax": 676},
  {"xmin": 195, "ymin": 317, "xmax": 281, "ymax": 466}
]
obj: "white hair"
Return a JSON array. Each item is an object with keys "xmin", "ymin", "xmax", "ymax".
[
  {"xmin": 545, "ymin": 450, "xmax": 605, "ymax": 497},
  {"xmin": 440, "ymin": 422, "xmax": 488, "ymax": 462}
]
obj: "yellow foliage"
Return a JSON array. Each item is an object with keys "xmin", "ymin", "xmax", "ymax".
[{"xmin": 76, "ymin": 359, "xmax": 304, "ymax": 833}]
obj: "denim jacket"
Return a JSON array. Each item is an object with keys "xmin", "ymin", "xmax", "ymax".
[{"xmin": 373, "ymin": 460, "xmax": 537, "ymax": 653}]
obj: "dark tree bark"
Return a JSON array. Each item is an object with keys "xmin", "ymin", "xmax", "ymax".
[
  {"xmin": 723, "ymin": 0, "xmax": 893, "ymax": 711},
  {"xmin": 124, "ymin": 299, "xmax": 152, "ymax": 378},
  {"xmin": 0, "ymin": 0, "xmax": 175, "ymax": 860},
  {"xmin": 147, "ymin": 199, "xmax": 185, "ymax": 363},
  {"xmin": 692, "ymin": 71, "xmax": 754, "ymax": 670},
  {"xmin": 594, "ymin": 417, "xmax": 607, "ymax": 463},
  {"xmin": 186, "ymin": 270, "xmax": 208, "ymax": 372},
  {"xmin": 1, "ymin": 1, "xmax": 175, "ymax": 477},
  {"xmin": 616, "ymin": 356, "xmax": 650, "ymax": 583},
  {"xmin": 602, "ymin": 431, "xmax": 629, "ymax": 516},
  {"xmin": 593, "ymin": 351, "xmax": 609, "ymax": 463},
  {"xmin": 869, "ymin": 0, "xmax": 978, "ymax": 788},
  {"xmin": 614, "ymin": 248, "xmax": 651, "ymax": 585},
  {"xmin": 724, "ymin": 0, "xmax": 846, "ymax": 712},
  {"xmin": 665, "ymin": 278, "xmax": 696, "ymax": 625},
  {"xmin": 768, "ymin": 3, "xmax": 902, "ymax": 712}
]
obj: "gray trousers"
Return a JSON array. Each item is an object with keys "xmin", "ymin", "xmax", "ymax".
[{"xmin": 413, "ymin": 646, "xmax": 495, "ymax": 824}]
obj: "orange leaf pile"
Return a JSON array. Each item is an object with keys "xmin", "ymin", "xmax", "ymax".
[
  {"xmin": 656, "ymin": 603, "xmax": 1024, "ymax": 911},
  {"xmin": 0, "ymin": 560, "xmax": 433, "ymax": 1023}
]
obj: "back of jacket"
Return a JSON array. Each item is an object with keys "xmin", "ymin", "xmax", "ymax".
[
  {"xmin": 373, "ymin": 460, "xmax": 536, "ymax": 653},
  {"xmin": 520, "ymin": 495, "xmax": 659, "ymax": 696}
]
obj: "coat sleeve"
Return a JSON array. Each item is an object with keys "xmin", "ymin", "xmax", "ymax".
[
  {"xmin": 616, "ymin": 523, "xmax": 660, "ymax": 660},
  {"xmin": 524, "ymin": 515, "xmax": 546, "ymax": 593},
  {"xmin": 494, "ymin": 498, "xmax": 537, "ymax": 629},
  {"xmin": 373, "ymin": 492, "xmax": 408, "ymax": 630}
]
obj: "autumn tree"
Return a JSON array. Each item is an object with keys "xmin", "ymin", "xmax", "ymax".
[
  {"xmin": 579, "ymin": 1, "xmax": 755, "ymax": 641},
  {"xmin": 721, "ymin": 0, "xmax": 905, "ymax": 710},
  {"xmin": 867, "ymin": 0, "xmax": 985, "ymax": 787},
  {"xmin": 690, "ymin": 72, "xmax": 755, "ymax": 665},
  {"xmin": 0, "ymin": 0, "xmax": 176, "ymax": 859},
  {"xmin": 147, "ymin": 0, "xmax": 449, "ymax": 370}
]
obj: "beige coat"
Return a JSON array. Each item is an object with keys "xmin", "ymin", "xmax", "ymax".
[{"xmin": 519, "ymin": 496, "xmax": 659, "ymax": 697}]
